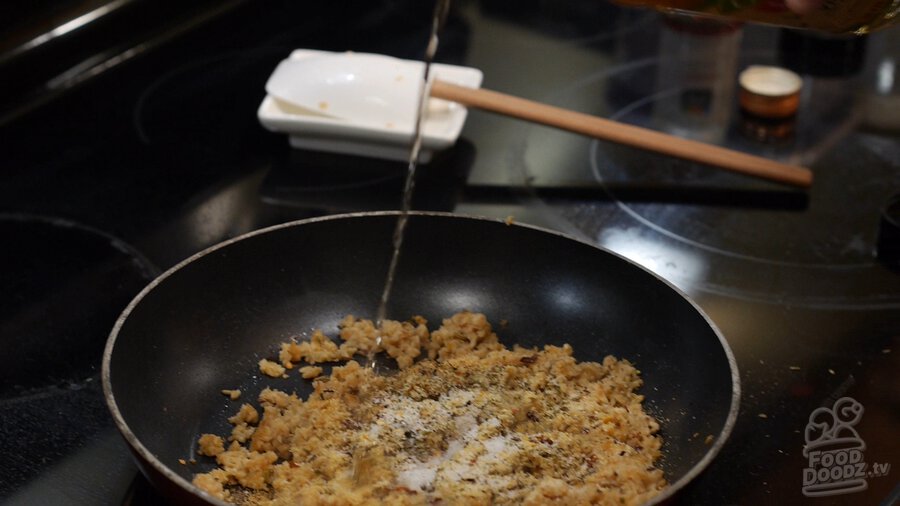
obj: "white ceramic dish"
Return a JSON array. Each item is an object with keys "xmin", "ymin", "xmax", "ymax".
[{"xmin": 257, "ymin": 49, "xmax": 483, "ymax": 161}]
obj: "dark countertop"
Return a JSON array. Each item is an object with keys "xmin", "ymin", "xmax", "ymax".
[{"xmin": 1, "ymin": 1, "xmax": 898, "ymax": 504}]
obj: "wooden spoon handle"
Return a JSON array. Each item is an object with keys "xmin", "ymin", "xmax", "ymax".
[{"xmin": 431, "ymin": 80, "xmax": 813, "ymax": 188}]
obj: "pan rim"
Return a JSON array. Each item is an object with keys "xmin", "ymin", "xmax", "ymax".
[{"xmin": 102, "ymin": 210, "xmax": 740, "ymax": 505}]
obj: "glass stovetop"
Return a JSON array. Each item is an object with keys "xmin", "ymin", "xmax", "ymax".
[{"xmin": 1, "ymin": 1, "xmax": 897, "ymax": 504}]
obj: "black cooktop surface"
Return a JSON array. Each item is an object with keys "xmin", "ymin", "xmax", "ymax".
[{"xmin": 1, "ymin": 1, "xmax": 897, "ymax": 504}]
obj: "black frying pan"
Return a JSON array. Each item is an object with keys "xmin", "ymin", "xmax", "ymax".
[{"xmin": 102, "ymin": 212, "xmax": 740, "ymax": 505}]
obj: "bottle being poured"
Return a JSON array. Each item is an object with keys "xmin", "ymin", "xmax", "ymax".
[{"xmin": 614, "ymin": 0, "xmax": 897, "ymax": 34}]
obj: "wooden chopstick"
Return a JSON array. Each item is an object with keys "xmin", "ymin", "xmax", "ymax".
[{"xmin": 431, "ymin": 80, "xmax": 813, "ymax": 188}]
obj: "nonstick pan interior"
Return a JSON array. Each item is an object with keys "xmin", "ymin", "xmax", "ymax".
[{"xmin": 103, "ymin": 211, "xmax": 740, "ymax": 505}]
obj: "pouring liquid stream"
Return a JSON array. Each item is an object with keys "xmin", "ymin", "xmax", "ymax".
[
  {"xmin": 352, "ymin": 0, "xmax": 450, "ymax": 484},
  {"xmin": 353, "ymin": 0, "xmax": 451, "ymax": 485},
  {"xmin": 366, "ymin": 0, "xmax": 451, "ymax": 374}
]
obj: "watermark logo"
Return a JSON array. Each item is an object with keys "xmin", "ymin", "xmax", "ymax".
[{"xmin": 802, "ymin": 397, "xmax": 891, "ymax": 497}]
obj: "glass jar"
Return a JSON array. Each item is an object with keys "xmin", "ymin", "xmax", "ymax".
[{"xmin": 652, "ymin": 15, "xmax": 744, "ymax": 143}]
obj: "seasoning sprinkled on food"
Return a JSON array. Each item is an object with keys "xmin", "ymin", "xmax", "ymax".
[{"xmin": 194, "ymin": 312, "xmax": 666, "ymax": 505}]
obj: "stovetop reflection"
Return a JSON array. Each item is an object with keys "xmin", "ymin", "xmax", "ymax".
[{"xmin": 510, "ymin": 57, "xmax": 900, "ymax": 306}]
